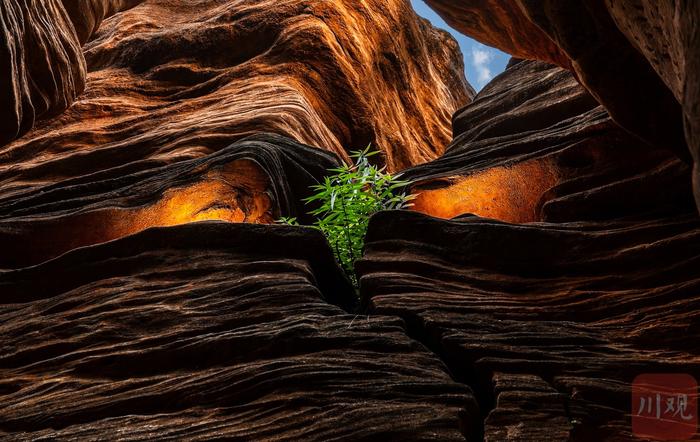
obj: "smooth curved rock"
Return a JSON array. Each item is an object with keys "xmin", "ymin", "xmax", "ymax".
[
  {"xmin": 515, "ymin": 0, "xmax": 688, "ymax": 158},
  {"xmin": 0, "ymin": 0, "xmax": 86, "ymax": 145},
  {"xmin": 422, "ymin": 0, "xmax": 570, "ymax": 69},
  {"xmin": 603, "ymin": 0, "xmax": 700, "ymax": 210}
]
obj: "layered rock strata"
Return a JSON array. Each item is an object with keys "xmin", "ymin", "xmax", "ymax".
[
  {"xmin": 0, "ymin": 134, "xmax": 341, "ymax": 268},
  {"xmin": 359, "ymin": 59, "xmax": 700, "ymax": 441},
  {"xmin": 360, "ymin": 210, "xmax": 700, "ymax": 441},
  {"xmin": 424, "ymin": 0, "xmax": 700, "ymax": 206},
  {"xmin": 0, "ymin": 223, "xmax": 478, "ymax": 440},
  {"xmin": 1, "ymin": 1, "xmax": 699, "ymax": 440},
  {"xmin": 1, "ymin": 0, "xmax": 472, "ymax": 176}
]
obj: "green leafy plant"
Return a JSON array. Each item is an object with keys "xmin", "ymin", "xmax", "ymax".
[{"xmin": 278, "ymin": 147, "xmax": 416, "ymax": 288}]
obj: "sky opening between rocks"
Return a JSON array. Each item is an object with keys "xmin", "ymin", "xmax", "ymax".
[{"xmin": 411, "ymin": 0, "xmax": 509, "ymax": 91}]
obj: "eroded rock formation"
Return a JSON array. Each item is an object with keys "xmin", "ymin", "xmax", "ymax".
[
  {"xmin": 1, "ymin": 0, "xmax": 699, "ymax": 441},
  {"xmin": 61, "ymin": 0, "xmax": 144, "ymax": 44},
  {"xmin": 0, "ymin": 0, "xmax": 85, "ymax": 144},
  {"xmin": 1, "ymin": 0, "xmax": 471, "ymax": 183},
  {"xmin": 361, "ymin": 59, "xmax": 700, "ymax": 440},
  {"xmin": 0, "ymin": 223, "xmax": 477, "ymax": 440},
  {"xmin": 407, "ymin": 60, "xmax": 693, "ymax": 223},
  {"xmin": 425, "ymin": 0, "xmax": 700, "ymax": 206},
  {"xmin": 0, "ymin": 134, "xmax": 341, "ymax": 268}
]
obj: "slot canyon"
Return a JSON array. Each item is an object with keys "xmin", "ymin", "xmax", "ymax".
[{"xmin": 0, "ymin": 0, "xmax": 698, "ymax": 440}]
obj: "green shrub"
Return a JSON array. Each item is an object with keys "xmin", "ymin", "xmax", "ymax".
[{"xmin": 278, "ymin": 147, "xmax": 416, "ymax": 289}]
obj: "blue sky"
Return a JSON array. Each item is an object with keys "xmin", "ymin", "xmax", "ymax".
[{"xmin": 410, "ymin": 0, "xmax": 509, "ymax": 91}]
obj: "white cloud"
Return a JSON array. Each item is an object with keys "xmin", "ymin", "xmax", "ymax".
[{"xmin": 471, "ymin": 46, "xmax": 495, "ymax": 87}]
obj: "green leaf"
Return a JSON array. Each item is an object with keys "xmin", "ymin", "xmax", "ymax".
[{"xmin": 300, "ymin": 146, "xmax": 417, "ymax": 294}]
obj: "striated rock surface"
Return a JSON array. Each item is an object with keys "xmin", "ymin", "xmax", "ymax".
[
  {"xmin": 0, "ymin": 0, "xmax": 471, "ymax": 191},
  {"xmin": 1, "ymin": 1, "xmax": 699, "ymax": 440},
  {"xmin": 359, "ymin": 58, "xmax": 700, "ymax": 440},
  {"xmin": 61, "ymin": 0, "xmax": 144, "ymax": 44},
  {"xmin": 360, "ymin": 210, "xmax": 700, "ymax": 441},
  {"xmin": 0, "ymin": 222, "xmax": 478, "ymax": 440},
  {"xmin": 424, "ymin": 0, "xmax": 700, "ymax": 206},
  {"xmin": 0, "ymin": 133, "xmax": 342, "ymax": 268},
  {"xmin": 0, "ymin": 0, "xmax": 86, "ymax": 145},
  {"xmin": 406, "ymin": 60, "xmax": 693, "ymax": 223}
]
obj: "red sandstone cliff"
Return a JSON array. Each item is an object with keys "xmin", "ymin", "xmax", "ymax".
[{"xmin": 0, "ymin": 1, "xmax": 698, "ymax": 441}]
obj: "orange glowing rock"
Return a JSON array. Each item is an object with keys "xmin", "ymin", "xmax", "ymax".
[
  {"xmin": 105, "ymin": 160, "xmax": 273, "ymax": 240},
  {"xmin": 3, "ymin": 159, "xmax": 272, "ymax": 267},
  {"xmin": 411, "ymin": 158, "xmax": 560, "ymax": 223}
]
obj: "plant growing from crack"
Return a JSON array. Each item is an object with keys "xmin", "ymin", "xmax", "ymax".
[{"xmin": 278, "ymin": 147, "xmax": 416, "ymax": 289}]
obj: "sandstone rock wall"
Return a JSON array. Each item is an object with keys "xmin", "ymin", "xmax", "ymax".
[
  {"xmin": 0, "ymin": 134, "xmax": 342, "ymax": 268},
  {"xmin": 0, "ymin": 223, "xmax": 476, "ymax": 440},
  {"xmin": 361, "ymin": 59, "xmax": 700, "ymax": 441},
  {"xmin": 0, "ymin": 1, "xmax": 698, "ymax": 441},
  {"xmin": 0, "ymin": 0, "xmax": 86, "ymax": 145},
  {"xmin": 1, "ymin": 0, "xmax": 471, "ymax": 185},
  {"xmin": 425, "ymin": 0, "xmax": 700, "ymax": 208}
]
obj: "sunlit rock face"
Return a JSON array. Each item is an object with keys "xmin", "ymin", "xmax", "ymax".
[
  {"xmin": 0, "ymin": 0, "xmax": 471, "ymax": 199},
  {"xmin": 1, "ymin": 1, "xmax": 699, "ymax": 440},
  {"xmin": 424, "ymin": 0, "xmax": 700, "ymax": 208}
]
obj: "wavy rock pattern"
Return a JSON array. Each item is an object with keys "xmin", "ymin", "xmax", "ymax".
[
  {"xmin": 407, "ymin": 60, "xmax": 694, "ymax": 224},
  {"xmin": 0, "ymin": 133, "xmax": 341, "ymax": 268},
  {"xmin": 1, "ymin": 0, "xmax": 699, "ymax": 440},
  {"xmin": 360, "ymin": 210, "xmax": 700, "ymax": 441},
  {"xmin": 0, "ymin": 0, "xmax": 471, "ymax": 192},
  {"xmin": 61, "ymin": 0, "xmax": 144, "ymax": 44},
  {"xmin": 0, "ymin": 223, "xmax": 477, "ymax": 440},
  {"xmin": 0, "ymin": 0, "xmax": 85, "ymax": 145},
  {"xmin": 360, "ymin": 59, "xmax": 700, "ymax": 440},
  {"xmin": 424, "ymin": 0, "xmax": 700, "ymax": 206}
]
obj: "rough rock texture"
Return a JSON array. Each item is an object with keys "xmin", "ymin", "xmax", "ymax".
[
  {"xmin": 407, "ymin": 60, "xmax": 693, "ymax": 223},
  {"xmin": 359, "ymin": 59, "xmax": 700, "ymax": 440},
  {"xmin": 603, "ymin": 0, "xmax": 700, "ymax": 209},
  {"xmin": 0, "ymin": 133, "xmax": 342, "ymax": 268},
  {"xmin": 0, "ymin": 0, "xmax": 85, "ymax": 145},
  {"xmin": 2, "ymin": 1, "xmax": 699, "ymax": 440},
  {"xmin": 61, "ymin": 0, "xmax": 144, "ymax": 44},
  {"xmin": 0, "ymin": 0, "xmax": 472, "ymax": 181},
  {"xmin": 360, "ymin": 211, "xmax": 700, "ymax": 441},
  {"xmin": 0, "ymin": 223, "xmax": 478, "ymax": 440},
  {"xmin": 424, "ymin": 0, "xmax": 700, "ymax": 206}
]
